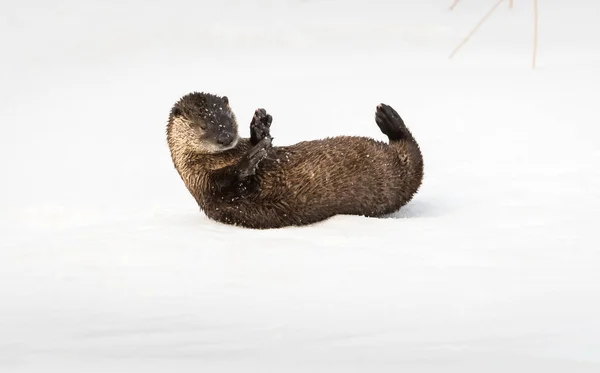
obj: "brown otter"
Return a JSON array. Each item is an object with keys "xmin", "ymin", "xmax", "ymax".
[{"xmin": 166, "ymin": 92, "xmax": 424, "ymax": 229}]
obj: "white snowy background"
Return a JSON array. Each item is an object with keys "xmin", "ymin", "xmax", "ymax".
[{"xmin": 1, "ymin": 0, "xmax": 599, "ymax": 372}]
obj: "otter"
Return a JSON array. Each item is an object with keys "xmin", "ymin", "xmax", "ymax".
[{"xmin": 166, "ymin": 92, "xmax": 424, "ymax": 229}]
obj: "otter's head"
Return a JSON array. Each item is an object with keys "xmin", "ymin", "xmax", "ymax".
[{"xmin": 168, "ymin": 92, "xmax": 239, "ymax": 154}]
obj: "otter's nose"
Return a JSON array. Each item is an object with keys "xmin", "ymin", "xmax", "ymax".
[{"xmin": 217, "ymin": 133, "xmax": 233, "ymax": 146}]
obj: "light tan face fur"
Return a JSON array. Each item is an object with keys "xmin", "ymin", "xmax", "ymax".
[{"xmin": 170, "ymin": 116, "xmax": 239, "ymax": 154}]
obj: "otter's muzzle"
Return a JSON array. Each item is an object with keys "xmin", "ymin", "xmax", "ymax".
[{"xmin": 217, "ymin": 132, "xmax": 234, "ymax": 146}]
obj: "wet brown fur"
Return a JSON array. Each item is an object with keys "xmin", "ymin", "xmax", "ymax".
[{"xmin": 166, "ymin": 92, "xmax": 424, "ymax": 229}]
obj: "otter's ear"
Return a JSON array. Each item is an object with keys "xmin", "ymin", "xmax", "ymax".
[
  {"xmin": 222, "ymin": 96, "xmax": 229, "ymax": 105},
  {"xmin": 172, "ymin": 107, "xmax": 183, "ymax": 117}
]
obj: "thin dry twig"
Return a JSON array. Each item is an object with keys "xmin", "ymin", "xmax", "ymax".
[
  {"xmin": 450, "ymin": 0, "xmax": 460, "ymax": 11},
  {"xmin": 449, "ymin": 0, "xmax": 505, "ymax": 59},
  {"xmin": 509, "ymin": 0, "xmax": 514, "ymax": 9},
  {"xmin": 533, "ymin": 0, "xmax": 538, "ymax": 68}
]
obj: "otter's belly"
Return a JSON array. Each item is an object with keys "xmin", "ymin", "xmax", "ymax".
[{"xmin": 268, "ymin": 140, "xmax": 405, "ymax": 215}]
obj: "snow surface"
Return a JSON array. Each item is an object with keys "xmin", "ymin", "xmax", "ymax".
[{"xmin": 1, "ymin": 0, "xmax": 600, "ymax": 372}]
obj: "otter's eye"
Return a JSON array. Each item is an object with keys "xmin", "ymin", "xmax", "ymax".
[{"xmin": 172, "ymin": 107, "xmax": 183, "ymax": 117}]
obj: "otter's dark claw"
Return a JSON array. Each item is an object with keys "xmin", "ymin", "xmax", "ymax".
[
  {"xmin": 237, "ymin": 137, "xmax": 271, "ymax": 179},
  {"xmin": 375, "ymin": 103, "xmax": 408, "ymax": 141},
  {"xmin": 250, "ymin": 108, "xmax": 272, "ymax": 145}
]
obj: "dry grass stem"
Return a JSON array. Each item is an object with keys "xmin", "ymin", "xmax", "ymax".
[
  {"xmin": 533, "ymin": 0, "xmax": 538, "ymax": 68},
  {"xmin": 449, "ymin": 0, "xmax": 505, "ymax": 59}
]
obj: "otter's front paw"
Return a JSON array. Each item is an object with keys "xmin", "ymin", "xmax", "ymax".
[
  {"xmin": 238, "ymin": 137, "xmax": 271, "ymax": 179},
  {"xmin": 250, "ymin": 108, "xmax": 272, "ymax": 145}
]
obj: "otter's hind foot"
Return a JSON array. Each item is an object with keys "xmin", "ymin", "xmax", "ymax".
[
  {"xmin": 375, "ymin": 104, "xmax": 408, "ymax": 141},
  {"xmin": 250, "ymin": 108, "xmax": 272, "ymax": 145},
  {"xmin": 238, "ymin": 137, "xmax": 271, "ymax": 179}
]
